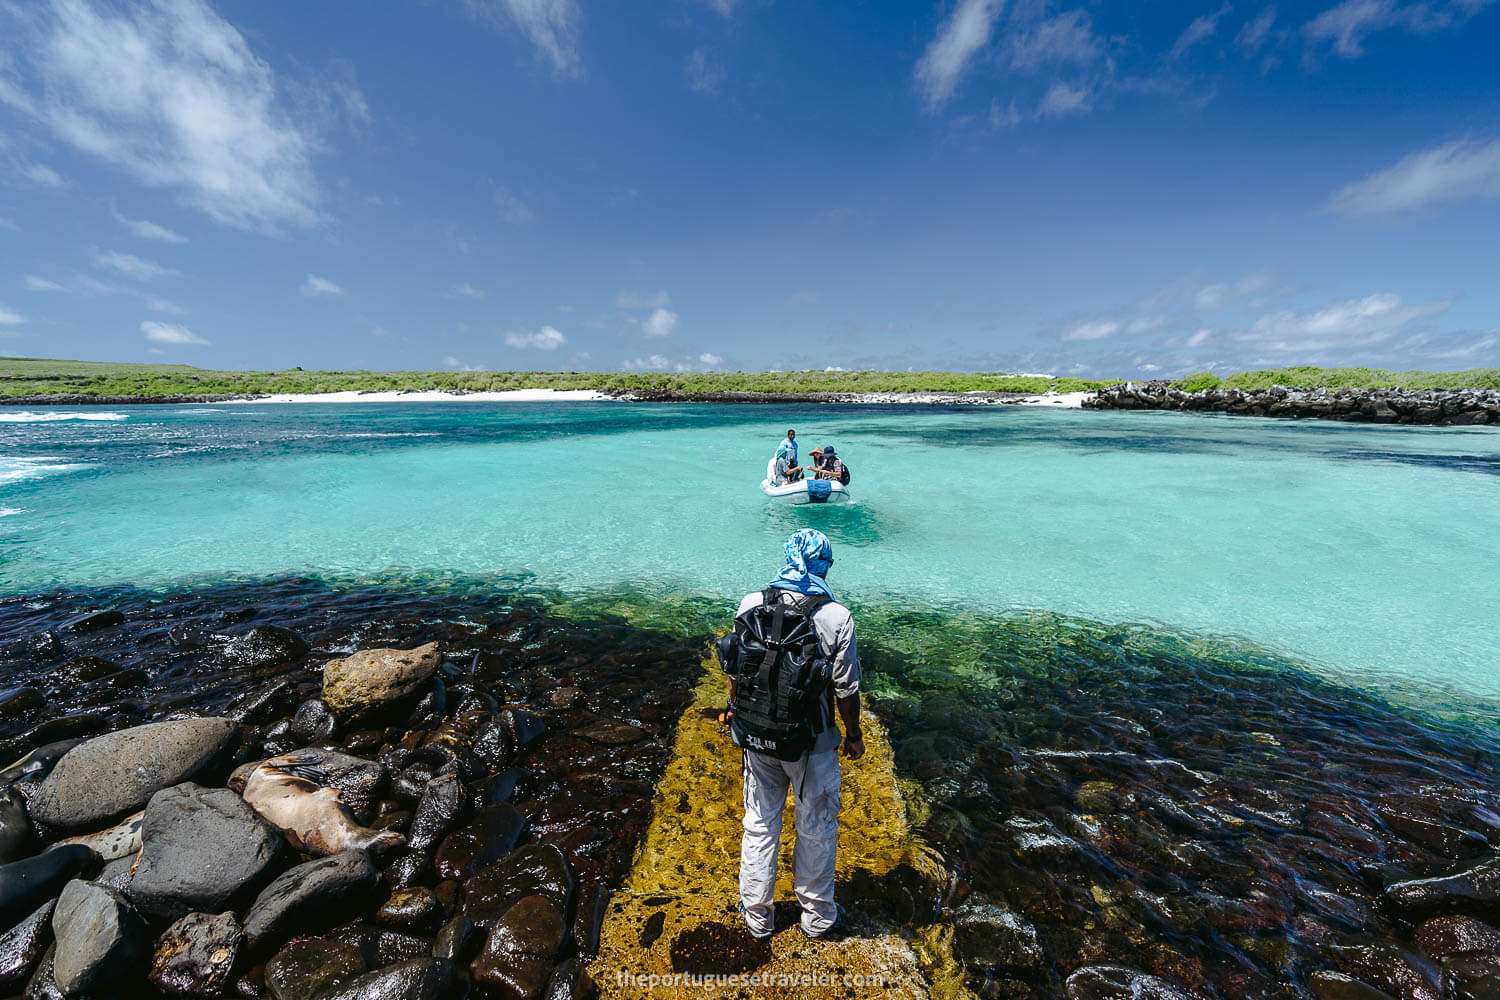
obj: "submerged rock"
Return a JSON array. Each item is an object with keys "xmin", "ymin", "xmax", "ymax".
[
  {"xmin": 470, "ymin": 894, "xmax": 565, "ymax": 996},
  {"xmin": 315, "ymin": 957, "xmax": 452, "ymax": 1000},
  {"xmin": 129, "ymin": 784, "xmax": 282, "ymax": 921},
  {"xmin": 264, "ymin": 938, "xmax": 366, "ymax": 1000},
  {"xmin": 28, "ymin": 718, "xmax": 240, "ymax": 830},
  {"xmin": 1306, "ymin": 970, "xmax": 1400, "ymax": 999},
  {"xmin": 321, "ymin": 643, "xmax": 441, "ymax": 726},
  {"xmin": 1064, "ymin": 965, "xmax": 1209, "ymax": 1000},
  {"xmin": 1386, "ymin": 857, "xmax": 1500, "ymax": 922},
  {"xmin": 0, "ymin": 846, "xmax": 96, "ymax": 930},
  {"xmin": 51, "ymin": 880, "xmax": 148, "ymax": 997},
  {"xmin": 0, "ymin": 900, "xmax": 55, "ymax": 992},
  {"xmin": 243, "ymin": 850, "xmax": 379, "ymax": 950},
  {"xmin": 222, "ymin": 627, "xmax": 310, "ymax": 668},
  {"xmin": 147, "ymin": 911, "xmax": 243, "ymax": 996},
  {"xmin": 952, "ymin": 899, "xmax": 1043, "ymax": 971},
  {"xmin": 1328, "ymin": 941, "xmax": 1443, "ymax": 1000}
]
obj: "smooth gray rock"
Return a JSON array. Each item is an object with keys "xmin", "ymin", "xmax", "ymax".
[
  {"xmin": 243, "ymin": 850, "xmax": 378, "ymax": 950},
  {"xmin": 147, "ymin": 911, "xmax": 244, "ymax": 997},
  {"xmin": 0, "ymin": 846, "xmax": 96, "ymax": 930},
  {"xmin": 316, "ymin": 958, "xmax": 452, "ymax": 1000},
  {"xmin": 0, "ymin": 899, "xmax": 55, "ymax": 992},
  {"xmin": 50, "ymin": 880, "xmax": 147, "ymax": 997},
  {"xmin": 29, "ymin": 719, "xmax": 240, "ymax": 830},
  {"xmin": 129, "ymin": 783, "xmax": 283, "ymax": 921}
]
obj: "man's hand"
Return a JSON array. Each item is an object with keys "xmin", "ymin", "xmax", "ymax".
[{"xmin": 842, "ymin": 733, "xmax": 865, "ymax": 760}]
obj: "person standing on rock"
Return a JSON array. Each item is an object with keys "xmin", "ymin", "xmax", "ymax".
[{"xmin": 718, "ymin": 528, "xmax": 863, "ymax": 940}]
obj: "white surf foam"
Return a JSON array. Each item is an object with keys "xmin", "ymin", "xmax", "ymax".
[
  {"xmin": 0, "ymin": 411, "xmax": 129, "ymax": 423},
  {"xmin": 0, "ymin": 456, "xmax": 95, "ymax": 486}
]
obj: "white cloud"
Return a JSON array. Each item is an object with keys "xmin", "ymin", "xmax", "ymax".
[
  {"xmin": 623, "ymin": 354, "xmax": 671, "ymax": 370},
  {"xmin": 141, "ymin": 320, "xmax": 206, "ymax": 345},
  {"xmin": 0, "ymin": 306, "xmax": 24, "ymax": 325},
  {"xmin": 1194, "ymin": 269, "xmax": 1273, "ymax": 309},
  {"xmin": 444, "ymin": 356, "xmax": 484, "ymax": 371},
  {"xmin": 495, "ymin": 187, "xmax": 534, "ymax": 223},
  {"xmin": 617, "ymin": 289, "xmax": 671, "ymax": 309},
  {"xmin": 699, "ymin": 353, "xmax": 723, "ymax": 366},
  {"xmin": 451, "ymin": 283, "xmax": 486, "ymax": 299},
  {"xmin": 1038, "ymin": 82, "xmax": 1092, "ymax": 118},
  {"xmin": 1331, "ymin": 137, "xmax": 1500, "ymax": 215},
  {"xmin": 144, "ymin": 295, "xmax": 185, "ymax": 314},
  {"xmin": 504, "ymin": 325, "xmax": 566, "ymax": 350},
  {"xmin": 0, "ymin": 216, "xmax": 17, "ymax": 231},
  {"xmin": 787, "ymin": 289, "xmax": 819, "ymax": 305},
  {"xmin": 643, "ymin": 307, "xmax": 679, "ymax": 338},
  {"xmin": 1231, "ymin": 292, "xmax": 1447, "ymax": 353},
  {"xmin": 24, "ymin": 276, "xmax": 67, "ymax": 292},
  {"xmin": 914, "ymin": 0, "xmax": 1002, "ymax": 110},
  {"xmin": 696, "ymin": 0, "xmax": 738, "ymax": 15},
  {"xmin": 1185, "ymin": 328, "xmax": 1214, "ymax": 347},
  {"xmin": 112, "ymin": 209, "xmax": 187, "ymax": 243},
  {"xmin": 1007, "ymin": 9, "xmax": 1101, "ymax": 71},
  {"xmin": 686, "ymin": 48, "xmax": 726, "ymax": 95},
  {"xmin": 0, "ymin": 0, "xmax": 324, "ymax": 233},
  {"xmin": 301, "ymin": 274, "xmax": 343, "ymax": 296},
  {"xmin": 1170, "ymin": 2, "xmax": 1233, "ymax": 60},
  {"xmin": 1138, "ymin": 363, "xmax": 1161, "ymax": 371},
  {"xmin": 1126, "ymin": 316, "xmax": 1167, "ymax": 334},
  {"xmin": 1236, "ymin": 6, "xmax": 1277, "ymax": 52},
  {"xmin": 463, "ymin": 0, "xmax": 583, "ymax": 76},
  {"xmin": 21, "ymin": 163, "xmax": 66, "ymax": 188},
  {"xmin": 96, "ymin": 251, "xmax": 178, "ymax": 281},
  {"xmin": 1301, "ymin": 0, "xmax": 1481, "ymax": 57},
  {"xmin": 1061, "ymin": 319, "xmax": 1120, "ymax": 341}
]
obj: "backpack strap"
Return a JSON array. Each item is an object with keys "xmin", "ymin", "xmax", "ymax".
[{"xmin": 755, "ymin": 589, "xmax": 788, "ymax": 691}]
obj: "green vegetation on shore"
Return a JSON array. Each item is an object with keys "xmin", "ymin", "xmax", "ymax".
[
  {"xmin": 0, "ymin": 357, "xmax": 1106, "ymax": 397},
  {"xmin": 1173, "ymin": 366, "xmax": 1500, "ymax": 392}
]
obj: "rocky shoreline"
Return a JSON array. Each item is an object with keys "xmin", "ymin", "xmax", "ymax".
[
  {"xmin": 0, "ymin": 389, "xmax": 1057, "ymax": 406},
  {"xmin": 1083, "ymin": 381, "xmax": 1500, "ymax": 425}
]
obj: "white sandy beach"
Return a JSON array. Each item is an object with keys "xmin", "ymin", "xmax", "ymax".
[{"xmin": 220, "ymin": 388, "xmax": 1091, "ymax": 406}]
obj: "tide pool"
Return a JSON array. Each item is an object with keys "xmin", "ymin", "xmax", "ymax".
[{"xmin": 3, "ymin": 401, "xmax": 1498, "ymax": 702}]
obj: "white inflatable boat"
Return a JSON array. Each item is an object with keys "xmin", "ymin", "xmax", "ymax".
[{"xmin": 761, "ymin": 458, "xmax": 851, "ymax": 504}]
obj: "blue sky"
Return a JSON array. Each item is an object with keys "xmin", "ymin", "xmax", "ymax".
[{"xmin": 1, "ymin": 0, "xmax": 1497, "ymax": 377}]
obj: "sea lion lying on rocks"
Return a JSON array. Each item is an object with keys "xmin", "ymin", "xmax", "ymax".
[
  {"xmin": 49, "ymin": 810, "xmax": 144, "ymax": 861},
  {"xmin": 235, "ymin": 750, "xmax": 405, "ymax": 856}
]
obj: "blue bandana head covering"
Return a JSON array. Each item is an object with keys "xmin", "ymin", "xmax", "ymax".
[
  {"xmin": 778, "ymin": 435, "xmax": 797, "ymax": 463},
  {"xmin": 768, "ymin": 528, "xmax": 834, "ymax": 599}
]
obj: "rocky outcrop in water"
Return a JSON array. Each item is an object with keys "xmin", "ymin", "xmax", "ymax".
[{"xmin": 1083, "ymin": 381, "xmax": 1500, "ymax": 424}]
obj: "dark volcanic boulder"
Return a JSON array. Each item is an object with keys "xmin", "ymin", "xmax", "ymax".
[
  {"xmin": 147, "ymin": 911, "xmax": 243, "ymax": 996},
  {"xmin": 465, "ymin": 843, "xmax": 575, "ymax": 928},
  {"xmin": 375, "ymin": 887, "xmax": 441, "ymax": 934},
  {"xmin": 264, "ymin": 938, "xmax": 367, "ymax": 1000},
  {"xmin": 1327, "ymin": 941, "xmax": 1443, "ymax": 1000},
  {"xmin": 50, "ymin": 880, "xmax": 148, "ymax": 997},
  {"xmin": 408, "ymin": 769, "xmax": 464, "ymax": 853},
  {"xmin": 243, "ymin": 850, "xmax": 379, "ymax": 950},
  {"xmin": 222, "ymin": 626, "xmax": 310, "ymax": 668},
  {"xmin": 1386, "ymin": 857, "xmax": 1500, "ymax": 922},
  {"xmin": 433, "ymin": 914, "xmax": 481, "ymax": 964},
  {"xmin": 321, "ymin": 643, "xmax": 440, "ymax": 726},
  {"xmin": 1414, "ymin": 915, "xmax": 1500, "ymax": 959},
  {"xmin": 129, "ymin": 784, "xmax": 283, "ymax": 921},
  {"xmin": 0, "ymin": 687, "xmax": 43, "ymax": 720},
  {"xmin": 1065, "ymin": 965, "xmax": 1209, "ymax": 1000},
  {"xmin": 952, "ymin": 899, "xmax": 1043, "ymax": 971},
  {"xmin": 470, "ymin": 894, "xmax": 566, "ymax": 997},
  {"xmin": 29, "ymin": 718, "xmax": 240, "ymax": 830},
  {"xmin": 0, "ymin": 899, "xmax": 55, "ymax": 992},
  {"xmin": 316, "ymin": 958, "xmax": 452, "ymax": 1000},
  {"xmin": 66, "ymin": 611, "xmax": 125, "ymax": 634},
  {"xmin": 435, "ymin": 803, "xmax": 526, "ymax": 881},
  {"xmin": 0, "ymin": 846, "xmax": 96, "ymax": 930},
  {"xmin": 289, "ymin": 699, "xmax": 336, "ymax": 744},
  {"xmin": 1306, "ymin": 970, "xmax": 1400, "ymax": 999}
]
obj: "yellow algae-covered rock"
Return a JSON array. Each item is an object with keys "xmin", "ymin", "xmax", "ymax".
[{"xmin": 589, "ymin": 657, "xmax": 970, "ymax": 999}]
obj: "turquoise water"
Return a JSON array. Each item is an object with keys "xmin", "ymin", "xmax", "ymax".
[{"xmin": 3, "ymin": 401, "xmax": 1499, "ymax": 701}]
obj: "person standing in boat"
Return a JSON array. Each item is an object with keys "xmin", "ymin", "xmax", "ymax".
[
  {"xmin": 718, "ymin": 528, "xmax": 863, "ymax": 941},
  {"xmin": 779, "ymin": 429, "xmax": 797, "ymax": 465},
  {"xmin": 772, "ymin": 432, "xmax": 802, "ymax": 484}
]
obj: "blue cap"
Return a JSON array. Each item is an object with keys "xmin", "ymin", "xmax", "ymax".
[{"xmin": 822, "ymin": 446, "xmax": 836, "ymax": 457}]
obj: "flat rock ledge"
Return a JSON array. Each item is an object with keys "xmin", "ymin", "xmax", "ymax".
[{"xmin": 1083, "ymin": 381, "xmax": 1500, "ymax": 425}]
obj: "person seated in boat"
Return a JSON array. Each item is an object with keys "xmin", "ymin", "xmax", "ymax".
[
  {"xmin": 772, "ymin": 449, "xmax": 804, "ymax": 485},
  {"xmin": 810, "ymin": 446, "xmax": 844, "ymax": 481}
]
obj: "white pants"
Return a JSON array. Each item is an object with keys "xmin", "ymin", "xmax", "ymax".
[{"xmin": 739, "ymin": 748, "xmax": 841, "ymax": 936}]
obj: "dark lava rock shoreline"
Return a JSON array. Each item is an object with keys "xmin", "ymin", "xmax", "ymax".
[{"xmin": 1084, "ymin": 380, "xmax": 1500, "ymax": 425}]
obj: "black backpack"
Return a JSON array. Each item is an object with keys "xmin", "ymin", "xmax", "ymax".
[
  {"xmin": 838, "ymin": 462, "xmax": 851, "ymax": 485},
  {"xmin": 715, "ymin": 589, "xmax": 833, "ymax": 761}
]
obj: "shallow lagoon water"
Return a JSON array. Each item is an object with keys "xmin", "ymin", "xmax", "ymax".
[{"xmin": 3, "ymin": 401, "xmax": 1498, "ymax": 702}]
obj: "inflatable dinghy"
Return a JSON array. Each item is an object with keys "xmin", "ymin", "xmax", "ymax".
[{"xmin": 761, "ymin": 458, "xmax": 851, "ymax": 504}]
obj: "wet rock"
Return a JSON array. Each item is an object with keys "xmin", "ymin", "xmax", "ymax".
[
  {"xmin": 263, "ymin": 939, "xmax": 366, "ymax": 1000},
  {"xmin": 550, "ymin": 687, "xmax": 579, "ymax": 709},
  {"xmin": 29, "ymin": 717, "xmax": 240, "ymax": 830},
  {"xmin": 51, "ymin": 880, "xmax": 148, "ymax": 997},
  {"xmin": 1328, "ymin": 941, "xmax": 1442, "ymax": 1000},
  {"xmin": 952, "ymin": 899, "xmax": 1043, "ymax": 971},
  {"xmin": 130, "ymin": 783, "xmax": 283, "ymax": 921},
  {"xmin": 148, "ymin": 911, "xmax": 243, "ymax": 996},
  {"xmin": 227, "ymin": 680, "xmax": 298, "ymax": 726},
  {"xmin": 572, "ymin": 719, "xmax": 644, "ymax": 745},
  {"xmin": 289, "ymin": 700, "xmax": 335, "ymax": 744},
  {"xmin": 0, "ymin": 900, "xmax": 55, "ymax": 992},
  {"xmin": 223, "ymin": 627, "xmax": 310, "ymax": 668},
  {"xmin": 328, "ymin": 924, "xmax": 431, "ymax": 967},
  {"xmin": 0, "ymin": 785, "xmax": 34, "ymax": 863},
  {"xmin": 243, "ymin": 850, "xmax": 379, "ymax": 950},
  {"xmin": 1378, "ymin": 803, "xmax": 1489, "ymax": 860},
  {"xmin": 1414, "ymin": 915, "xmax": 1500, "ymax": 959},
  {"xmin": 465, "ymin": 843, "xmax": 575, "ymax": 928},
  {"xmin": 573, "ymin": 883, "xmax": 607, "ymax": 961},
  {"xmin": 544, "ymin": 958, "xmax": 590, "ymax": 1000},
  {"xmin": 1064, "ymin": 966, "xmax": 1209, "ymax": 1000},
  {"xmin": 434, "ymin": 804, "xmax": 526, "ymax": 881},
  {"xmin": 1306, "ymin": 971, "xmax": 1400, "ymax": 999},
  {"xmin": 24, "ymin": 944, "xmax": 63, "ymax": 1000},
  {"xmin": 381, "ymin": 851, "xmax": 430, "ymax": 891},
  {"xmin": 1386, "ymin": 857, "xmax": 1500, "ymax": 922},
  {"xmin": 0, "ymin": 687, "xmax": 43, "ymax": 720},
  {"xmin": 479, "ymin": 769, "xmax": 521, "ymax": 807},
  {"xmin": 316, "ymin": 958, "xmax": 452, "ymax": 1000},
  {"xmin": 0, "ymin": 846, "xmax": 96, "ymax": 929},
  {"xmin": 471, "ymin": 719, "xmax": 514, "ymax": 772},
  {"xmin": 66, "ymin": 611, "xmax": 124, "ymax": 634},
  {"xmin": 501, "ymin": 709, "xmax": 547, "ymax": 749},
  {"xmin": 94, "ymin": 857, "xmax": 135, "ymax": 893},
  {"xmin": 471, "ymin": 894, "xmax": 565, "ymax": 997},
  {"xmin": 25, "ymin": 631, "xmax": 64, "ymax": 660},
  {"xmin": 321, "ymin": 643, "xmax": 440, "ymax": 726},
  {"xmin": 53, "ymin": 658, "xmax": 119, "ymax": 688},
  {"xmin": 433, "ymin": 914, "xmax": 481, "ymax": 964},
  {"xmin": 409, "ymin": 768, "xmax": 464, "ymax": 853},
  {"xmin": 375, "ymin": 887, "xmax": 440, "ymax": 934}
]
